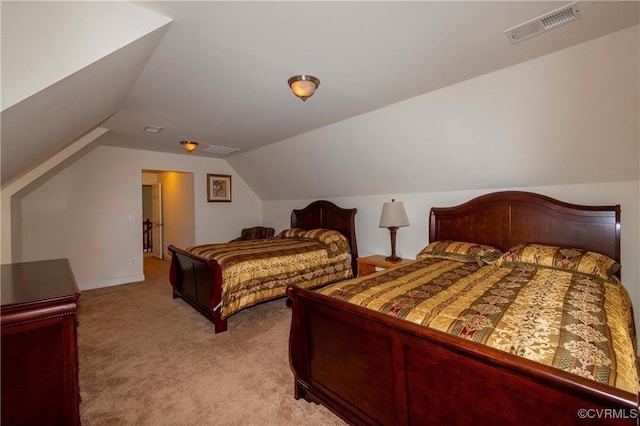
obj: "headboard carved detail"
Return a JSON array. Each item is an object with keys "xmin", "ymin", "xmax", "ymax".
[
  {"xmin": 291, "ymin": 200, "xmax": 359, "ymax": 275},
  {"xmin": 429, "ymin": 191, "xmax": 620, "ymax": 263}
]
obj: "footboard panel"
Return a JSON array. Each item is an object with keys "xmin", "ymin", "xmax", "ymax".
[
  {"xmin": 301, "ymin": 300, "xmax": 404, "ymax": 425},
  {"xmin": 287, "ymin": 285, "xmax": 638, "ymax": 425},
  {"xmin": 169, "ymin": 245, "xmax": 227, "ymax": 333}
]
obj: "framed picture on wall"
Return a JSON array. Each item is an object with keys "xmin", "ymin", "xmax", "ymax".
[{"xmin": 207, "ymin": 174, "xmax": 232, "ymax": 202}]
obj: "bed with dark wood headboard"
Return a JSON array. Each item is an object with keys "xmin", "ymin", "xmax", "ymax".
[
  {"xmin": 169, "ymin": 200, "xmax": 357, "ymax": 333},
  {"xmin": 287, "ymin": 191, "xmax": 636, "ymax": 425}
]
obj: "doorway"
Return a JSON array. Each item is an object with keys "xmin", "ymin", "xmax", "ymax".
[
  {"xmin": 141, "ymin": 183, "xmax": 164, "ymax": 259},
  {"xmin": 142, "ymin": 185, "xmax": 153, "ymax": 254},
  {"xmin": 141, "ymin": 170, "xmax": 196, "ymax": 273}
]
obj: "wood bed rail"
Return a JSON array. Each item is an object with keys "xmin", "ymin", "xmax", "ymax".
[{"xmin": 287, "ymin": 284, "xmax": 638, "ymax": 425}]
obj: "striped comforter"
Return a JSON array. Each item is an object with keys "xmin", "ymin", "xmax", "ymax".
[
  {"xmin": 318, "ymin": 256, "xmax": 639, "ymax": 393},
  {"xmin": 185, "ymin": 229, "xmax": 352, "ymax": 319}
]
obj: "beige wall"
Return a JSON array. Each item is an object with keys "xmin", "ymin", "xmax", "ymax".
[{"xmin": 19, "ymin": 145, "xmax": 262, "ymax": 290}]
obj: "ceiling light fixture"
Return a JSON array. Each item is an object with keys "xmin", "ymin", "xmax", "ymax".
[
  {"xmin": 288, "ymin": 74, "xmax": 320, "ymax": 102},
  {"xmin": 180, "ymin": 140, "xmax": 199, "ymax": 153}
]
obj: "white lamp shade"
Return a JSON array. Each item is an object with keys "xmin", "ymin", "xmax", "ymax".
[
  {"xmin": 288, "ymin": 75, "xmax": 320, "ymax": 101},
  {"xmin": 379, "ymin": 200, "xmax": 410, "ymax": 228},
  {"xmin": 180, "ymin": 140, "xmax": 199, "ymax": 152},
  {"xmin": 290, "ymin": 80, "xmax": 317, "ymax": 98}
]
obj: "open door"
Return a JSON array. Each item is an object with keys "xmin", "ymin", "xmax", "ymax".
[{"xmin": 152, "ymin": 182, "xmax": 163, "ymax": 259}]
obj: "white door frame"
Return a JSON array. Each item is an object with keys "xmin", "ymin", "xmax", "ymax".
[{"xmin": 151, "ymin": 182, "xmax": 163, "ymax": 259}]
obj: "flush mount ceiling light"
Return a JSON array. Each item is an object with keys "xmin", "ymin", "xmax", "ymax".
[
  {"xmin": 288, "ymin": 74, "xmax": 320, "ymax": 102},
  {"xmin": 180, "ymin": 140, "xmax": 199, "ymax": 153}
]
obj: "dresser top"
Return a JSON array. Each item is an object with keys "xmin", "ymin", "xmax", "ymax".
[{"xmin": 1, "ymin": 259, "xmax": 80, "ymax": 308}]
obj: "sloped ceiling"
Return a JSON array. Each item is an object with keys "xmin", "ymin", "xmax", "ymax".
[
  {"xmin": 228, "ymin": 23, "xmax": 640, "ymax": 201},
  {"xmin": 0, "ymin": 1, "xmax": 171, "ymax": 185},
  {"xmin": 99, "ymin": 1, "xmax": 638, "ymax": 161},
  {"xmin": 2, "ymin": 1, "xmax": 638, "ymax": 198}
]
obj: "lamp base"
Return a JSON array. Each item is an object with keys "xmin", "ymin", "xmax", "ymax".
[{"xmin": 385, "ymin": 226, "xmax": 401, "ymax": 263}]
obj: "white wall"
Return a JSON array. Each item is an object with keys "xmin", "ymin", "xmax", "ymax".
[
  {"xmin": 263, "ymin": 181, "xmax": 640, "ymax": 350},
  {"xmin": 20, "ymin": 145, "xmax": 262, "ymax": 290},
  {"xmin": 1, "ymin": 127, "xmax": 108, "ymax": 264}
]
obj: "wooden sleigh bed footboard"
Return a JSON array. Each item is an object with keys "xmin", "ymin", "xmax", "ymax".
[
  {"xmin": 169, "ymin": 245, "xmax": 227, "ymax": 332},
  {"xmin": 287, "ymin": 285, "xmax": 638, "ymax": 425}
]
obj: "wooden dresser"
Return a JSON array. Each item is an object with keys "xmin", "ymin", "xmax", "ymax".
[{"xmin": 1, "ymin": 259, "xmax": 81, "ymax": 426}]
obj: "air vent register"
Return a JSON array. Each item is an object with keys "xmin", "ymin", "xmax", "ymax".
[{"xmin": 505, "ymin": 2, "xmax": 582, "ymax": 44}]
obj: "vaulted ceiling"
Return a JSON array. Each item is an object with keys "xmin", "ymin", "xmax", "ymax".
[
  {"xmin": 1, "ymin": 1, "xmax": 172, "ymax": 184},
  {"xmin": 2, "ymin": 1, "xmax": 638, "ymax": 196}
]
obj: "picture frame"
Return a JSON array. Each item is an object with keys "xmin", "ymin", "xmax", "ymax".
[{"xmin": 207, "ymin": 174, "xmax": 232, "ymax": 202}]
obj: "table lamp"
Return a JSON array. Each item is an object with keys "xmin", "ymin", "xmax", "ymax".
[{"xmin": 379, "ymin": 199, "xmax": 410, "ymax": 262}]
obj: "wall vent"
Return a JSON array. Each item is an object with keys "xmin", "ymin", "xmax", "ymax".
[
  {"xmin": 202, "ymin": 145, "xmax": 240, "ymax": 155},
  {"xmin": 505, "ymin": 2, "xmax": 582, "ymax": 44}
]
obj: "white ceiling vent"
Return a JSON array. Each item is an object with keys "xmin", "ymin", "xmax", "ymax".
[
  {"xmin": 202, "ymin": 145, "xmax": 240, "ymax": 155},
  {"xmin": 505, "ymin": 2, "xmax": 582, "ymax": 44},
  {"xmin": 143, "ymin": 125, "xmax": 164, "ymax": 133}
]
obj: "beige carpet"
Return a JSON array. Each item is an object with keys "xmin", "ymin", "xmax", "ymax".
[{"xmin": 78, "ymin": 257, "xmax": 346, "ymax": 425}]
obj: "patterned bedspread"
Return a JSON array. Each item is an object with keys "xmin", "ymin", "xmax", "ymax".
[
  {"xmin": 185, "ymin": 229, "xmax": 352, "ymax": 319},
  {"xmin": 318, "ymin": 257, "xmax": 639, "ymax": 393}
]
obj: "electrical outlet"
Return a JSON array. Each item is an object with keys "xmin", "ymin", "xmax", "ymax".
[{"xmin": 129, "ymin": 258, "xmax": 135, "ymax": 265}]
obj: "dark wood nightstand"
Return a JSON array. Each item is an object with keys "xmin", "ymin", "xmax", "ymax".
[{"xmin": 357, "ymin": 255, "xmax": 413, "ymax": 276}]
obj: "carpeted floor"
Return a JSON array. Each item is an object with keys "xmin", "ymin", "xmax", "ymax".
[{"xmin": 78, "ymin": 257, "xmax": 346, "ymax": 425}]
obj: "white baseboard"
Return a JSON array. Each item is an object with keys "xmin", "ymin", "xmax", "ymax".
[{"xmin": 79, "ymin": 274, "xmax": 145, "ymax": 291}]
